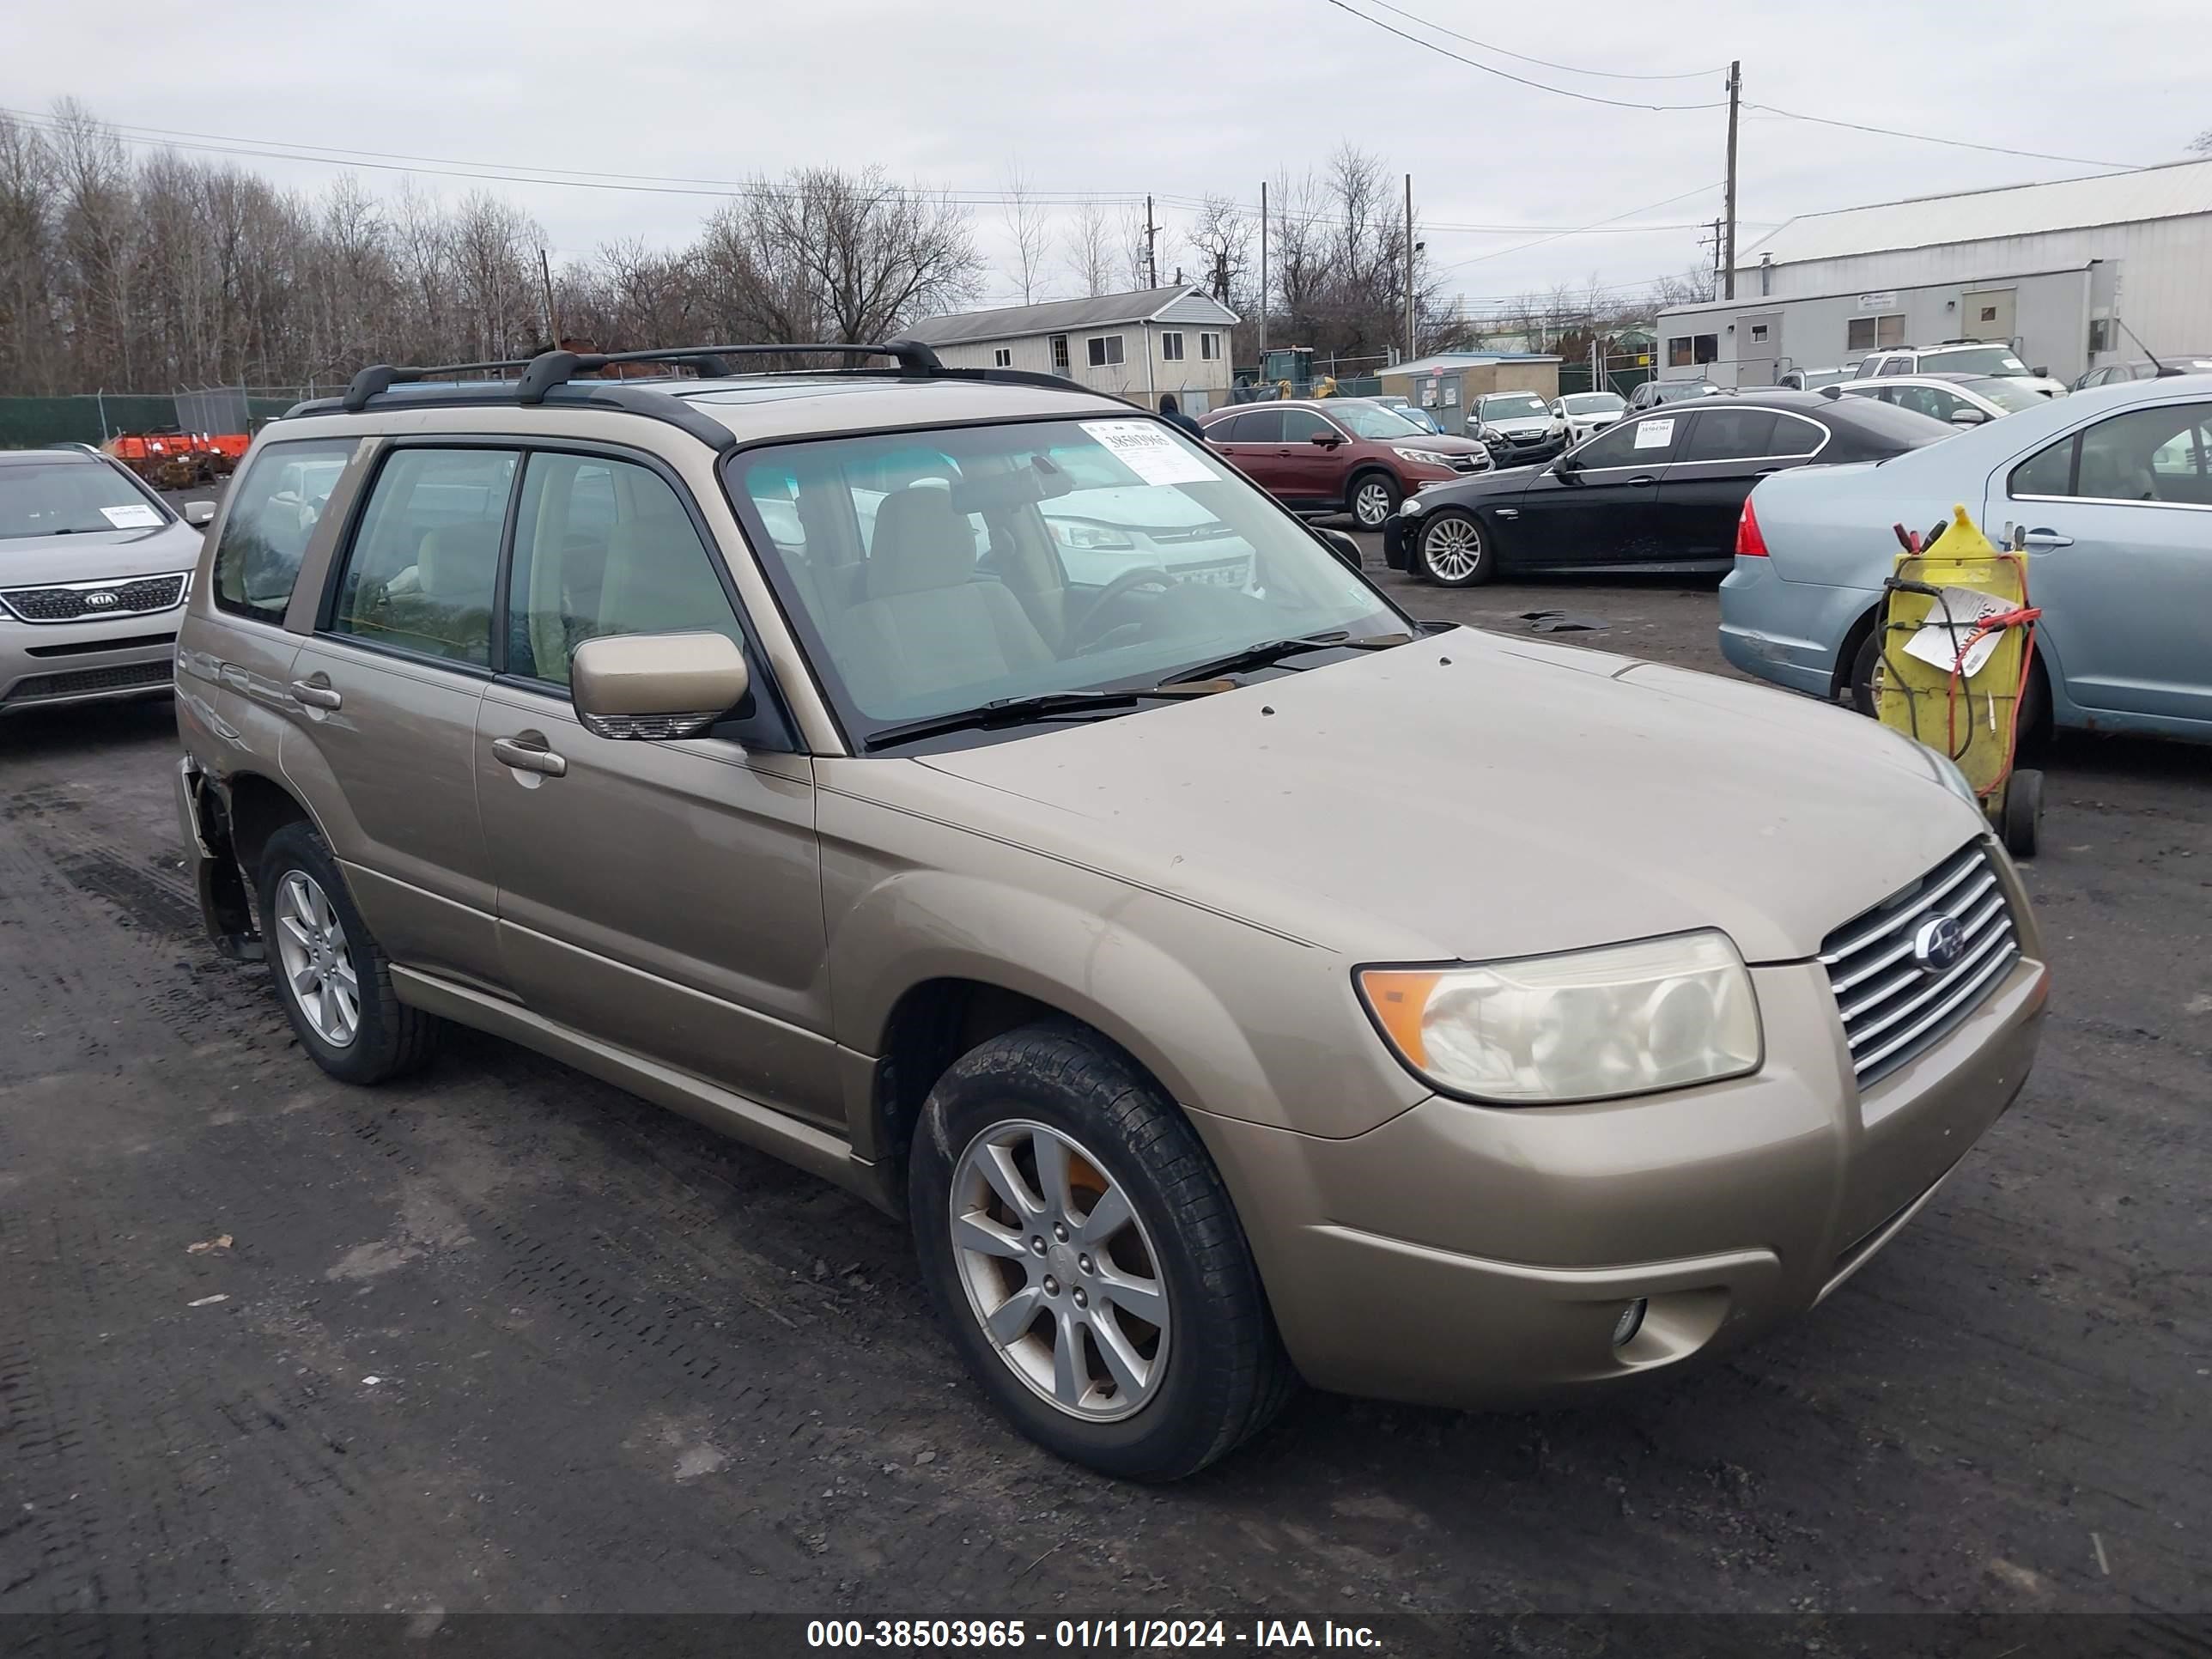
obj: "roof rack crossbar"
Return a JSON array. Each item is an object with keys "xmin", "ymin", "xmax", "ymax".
[
  {"xmin": 341, "ymin": 358, "xmax": 534, "ymax": 412},
  {"xmin": 511, "ymin": 339, "xmax": 944, "ymax": 404}
]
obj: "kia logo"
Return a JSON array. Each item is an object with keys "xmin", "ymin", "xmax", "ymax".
[{"xmin": 83, "ymin": 591, "xmax": 120, "ymax": 607}]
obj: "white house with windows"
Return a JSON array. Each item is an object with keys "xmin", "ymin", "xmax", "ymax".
[
  {"xmin": 904, "ymin": 285, "xmax": 1240, "ymax": 412},
  {"xmin": 1656, "ymin": 158, "xmax": 2212, "ymax": 389}
]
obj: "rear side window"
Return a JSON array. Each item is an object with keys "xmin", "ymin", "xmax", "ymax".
[
  {"xmin": 1767, "ymin": 413, "xmax": 1827, "ymax": 458},
  {"xmin": 329, "ymin": 448, "xmax": 518, "ymax": 665},
  {"xmin": 504, "ymin": 453, "xmax": 744, "ymax": 689},
  {"xmin": 1678, "ymin": 407, "xmax": 1777, "ymax": 462},
  {"xmin": 212, "ymin": 439, "xmax": 356, "ymax": 625},
  {"xmin": 1230, "ymin": 409, "xmax": 1285, "ymax": 445}
]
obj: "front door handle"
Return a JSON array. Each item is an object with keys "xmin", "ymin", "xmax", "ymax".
[
  {"xmin": 2022, "ymin": 529, "xmax": 2073, "ymax": 549},
  {"xmin": 289, "ymin": 676, "xmax": 342, "ymax": 710},
  {"xmin": 490, "ymin": 735, "xmax": 568, "ymax": 778},
  {"xmin": 1626, "ymin": 475, "xmax": 1657, "ymax": 487}
]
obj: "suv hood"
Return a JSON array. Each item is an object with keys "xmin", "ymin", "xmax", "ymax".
[
  {"xmin": 0, "ymin": 522, "xmax": 202, "ymax": 589},
  {"xmin": 903, "ymin": 631, "xmax": 1983, "ymax": 964}
]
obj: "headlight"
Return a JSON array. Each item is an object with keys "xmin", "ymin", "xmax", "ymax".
[
  {"xmin": 1391, "ymin": 447, "xmax": 1458, "ymax": 468},
  {"xmin": 1048, "ymin": 519, "xmax": 1137, "ymax": 551},
  {"xmin": 1399, "ymin": 492, "xmax": 1427, "ymax": 516},
  {"xmin": 1928, "ymin": 750, "xmax": 1983, "ymax": 809},
  {"xmin": 1358, "ymin": 931, "xmax": 1761, "ymax": 1104}
]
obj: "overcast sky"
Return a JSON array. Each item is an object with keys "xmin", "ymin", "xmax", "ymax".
[{"xmin": 8, "ymin": 0, "xmax": 2207, "ymax": 320}]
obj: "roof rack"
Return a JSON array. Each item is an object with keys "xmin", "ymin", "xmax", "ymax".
[{"xmin": 339, "ymin": 340, "xmax": 945, "ymax": 413}]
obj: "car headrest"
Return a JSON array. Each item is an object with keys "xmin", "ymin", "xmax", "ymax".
[
  {"xmin": 416, "ymin": 520, "xmax": 502, "ymax": 599},
  {"xmin": 866, "ymin": 486, "xmax": 977, "ymax": 598}
]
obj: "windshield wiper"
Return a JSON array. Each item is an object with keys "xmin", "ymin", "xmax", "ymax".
[
  {"xmin": 1157, "ymin": 630, "xmax": 1413, "ymax": 688},
  {"xmin": 862, "ymin": 687, "xmax": 1218, "ymax": 752}
]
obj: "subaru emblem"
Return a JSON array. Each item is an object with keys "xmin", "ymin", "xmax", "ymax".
[{"xmin": 1911, "ymin": 915, "xmax": 1966, "ymax": 975}]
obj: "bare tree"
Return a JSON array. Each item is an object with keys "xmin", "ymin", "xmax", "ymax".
[
  {"xmin": 1061, "ymin": 202, "xmax": 1115, "ymax": 298},
  {"xmin": 1182, "ymin": 192, "xmax": 1255, "ymax": 310},
  {"xmin": 1000, "ymin": 167, "xmax": 1049, "ymax": 305},
  {"xmin": 1118, "ymin": 204, "xmax": 1154, "ymax": 291},
  {"xmin": 1648, "ymin": 264, "xmax": 1717, "ymax": 308}
]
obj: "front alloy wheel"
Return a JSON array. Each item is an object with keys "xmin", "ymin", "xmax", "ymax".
[
  {"xmin": 1419, "ymin": 511, "xmax": 1492, "ymax": 586},
  {"xmin": 1351, "ymin": 474, "xmax": 1400, "ymax": 529},
  {"xmin": 950, "ymin": 1119, "xmax": 1170, "ymax": 1420}
]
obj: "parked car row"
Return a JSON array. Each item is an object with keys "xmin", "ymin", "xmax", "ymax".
[
  {"xmin": 1199, "ymin": 398, "xmax": 1490, "ymax": 528},
  {"xmin": 1380, "ymin": 390, "xmax": 1951, "ymax": 585}
]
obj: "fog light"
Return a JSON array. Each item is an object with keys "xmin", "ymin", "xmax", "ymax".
[{"xmin": 1612, "ymin": 1298, "xmax": 1648, "ymax": 1349}]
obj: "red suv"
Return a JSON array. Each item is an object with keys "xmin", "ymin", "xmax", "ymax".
[{"xmin": 1200, "ymin": 398, "xmax": 1492, "ymax": 529}]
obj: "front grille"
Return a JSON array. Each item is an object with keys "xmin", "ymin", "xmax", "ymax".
[
  {"xmin": 0, "ymin": 574, "xmax": 185, "ymax": 623},
  {"xmin": 1447, "ymin": 454, "xmax": 1486, "ymax": 472},
  {"xmin": 1146, "ymin": 521, "xmax": 1237, "ymax": 545},
  {"xmin": 1820, "ymin": 840, "xmax": 2021, "ymax": 1088},
  {"xmin": 3, "ymin": 659, "xmax": 174, "ymax": 705}
]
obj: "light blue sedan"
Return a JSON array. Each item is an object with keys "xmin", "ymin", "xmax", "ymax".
[{"xmin": 1720, "ymin": 374, "xmax": 2212, "ymax": 744}]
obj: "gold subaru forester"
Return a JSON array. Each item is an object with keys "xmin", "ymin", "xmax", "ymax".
[{"xmin": 174, "ymin": 343, "xmax": 2048, "ymax": 1480}]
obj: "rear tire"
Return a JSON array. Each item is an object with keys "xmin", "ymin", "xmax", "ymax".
[
  {"xmin": 256, "ymin": 822, "xmax": 439, "ymax": 1085},
  {"xmin": 1418, "ymin": 510, "xmax": 1493, "ymax": 587},
  {"xmin": 908, "ymin": 1019, "xmax": 1294, "ymax": 1481}
]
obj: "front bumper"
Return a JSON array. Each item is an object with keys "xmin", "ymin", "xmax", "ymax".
[
  {"xmin": 1187, "ymin": 948, "xmax": 2049, "ymax": 1409},
  {"xmin": 1, "ymin": 613, "xmax": 180, "ymax": 714}
]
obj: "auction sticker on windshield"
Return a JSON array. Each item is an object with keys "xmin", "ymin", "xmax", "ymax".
[
  {"xmin": 1080, "ymin": 421, "xmax": 1218, "ymax": 486},
  {"xmin": 1634, "ymin": 419, "xmax": 1674, "ymax": 449},
  {"xmin": 100, "ymin": 503, "xmax": 163, "ymax": 528}
]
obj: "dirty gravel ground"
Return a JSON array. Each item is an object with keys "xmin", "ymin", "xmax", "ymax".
[{"xmin": 1, "ymin": 548, "xmax": 2207, "ymax": 1642}]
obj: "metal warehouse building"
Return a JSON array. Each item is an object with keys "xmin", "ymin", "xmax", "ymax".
[{"xmin": 1656, "ymin": 158, "xmax": 2212, "ymax": 388}]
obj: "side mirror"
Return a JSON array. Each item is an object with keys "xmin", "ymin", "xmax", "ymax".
[
  {"xmin": 183, "ymin": 501, "xmax": 216, "ymax": 526},
  {"xmin": 570, "ymin": 631, "xmax": 750, "ymax": 739},
  {"xmin": 2033, "ymin": 366, "xmax": 2050, "ymax": 377},
  {"xmin": 1552, "ymin": 456, "xmax": 1581, "ymax": 481},
  {"xmin": 1949, "ymin": 407, "xmax": 1989, "ymax": 427},
  {"xmin": 1310, "ymin": 432, "xmax": 1340, "ymax": 447},
  {"xmin": 1317, "ymin": 527, "xmax": 1364, "ymax": 571}
]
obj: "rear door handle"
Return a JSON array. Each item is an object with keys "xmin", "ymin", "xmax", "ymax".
[
  {"xmin": 490, "ymin": 735, "xmax": 568, "ymax": 778},
  {"xmin": 289, "ymin": 676, "xmax": 342, "ymax": 710},
  {"xmin": 2022, "ymin": 529, "xmax": 2073, "ymax": 548}
]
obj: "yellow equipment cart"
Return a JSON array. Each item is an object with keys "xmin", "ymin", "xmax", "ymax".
[{"xmin": 1872, "ymin": 506, "xmax": 2045, "ymax": 856}]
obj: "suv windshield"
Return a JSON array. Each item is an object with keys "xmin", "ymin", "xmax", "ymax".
[
  {"xmin": 0, "ymin": 459, "xmax": 169, "ymax": 542},
  {"xmin": 729, "ymin": 417, "xmax": 1403, "ymax": 741},
  {"xmin": 1923, "ymin": 345, "xmax": 2031, "ymax": 377},
  {"xmin": 1561, "ymin": 393, "xmax": 1624, "ymax": 414},
  {"xmin": 1480, "ymin": 395, "xmax": 1549, "ymax": 422},
  {"xmin": 1330, "ymin": 402, "xmax": 1425, "ymax": 439}
]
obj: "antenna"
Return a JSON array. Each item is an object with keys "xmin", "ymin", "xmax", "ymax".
[{"xmin": 2112, "ymin": 314, "xmax": 2166, "ymax": 375}]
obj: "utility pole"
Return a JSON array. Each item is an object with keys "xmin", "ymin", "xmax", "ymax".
[
  {"xmin": 538, "ymin": 246, "xmax": 560, "ymax": 348},
  {"xmin": 1258, "ymin": 179, "xmax": 1268, "ymax": 358},
  {"xmin": 1723, "ymin": 60, "xmax": 1741, "ymax": 301},
  {"xmin": 1145, "ymin": 195, "xmax": 1158, "ymax": 289},
  {"xmin": 1404, "ymin": 173, "xmax": 1416, "ymax": 362}
]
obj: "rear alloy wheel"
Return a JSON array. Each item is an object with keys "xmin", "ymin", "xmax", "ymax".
[
  {"xmin": 1849, "ymin": 625, "xmax": 1882, "ymax": 716},
  {"xmin": 1349, "ymin": 472, "xmax": 1401, "ymax": 530},
  {"xmin": 1419, "ymin": 510, "xmax": 1492, "ymax": 586}
]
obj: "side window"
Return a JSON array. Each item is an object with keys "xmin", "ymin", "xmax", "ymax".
[
  {"xmin": 211, "ymin": 439, "xmax": 356, "ymax": 625},
  {"xmin": 1678, "ymin": 407, "xmax": 1777, "ymax": 462},
  {"xmin": 1767, "ymin": 414, "xmax": 1826, "ymax": 459},
  {"xmin": 2009, "ymin": 434, "xmax": 2076, "ymax": 499},
  {"xmin": 1579, "ymin": 415, "xmax": 1675, "ymax": 467},
  {"xmin": 2075, "ymin": 404, "xmax": 2212, "ymax": 503},
  {"xmin": 505, "ymin": 453, "xmax": 743, "ymax": 689},
  {"xmin": 1232, "ymin": 409, "xmax": 1285, "ymax": 445},
  {"xmin": 329, "ymin": 448, "xmax": 516, "ymax": 665},
  {"xmin": 1279, "ymin": 410, "xmax": 1333, "ymax": 444},
  {"xmin": 1206, "ymin": 412, "xmax": 1249, "ymax": 444}
]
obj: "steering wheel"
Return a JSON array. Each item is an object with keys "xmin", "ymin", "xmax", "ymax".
[{"xmin": 1069, "ymin": 565, "xmax": 1176, "ymax": 651}]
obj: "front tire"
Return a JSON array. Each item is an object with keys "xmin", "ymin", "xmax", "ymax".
[
  {"xmin": 1348, "ymin": 471, "xmax": 1401, "ymax": 530},
  {"xmin": 1418, "ymin": 510, "xmax": 1493, "ymax": 586},
  {"xmin": 908, "ymin": 1020, "xmax": 1293, "ymax": 1481},
  {"xmin": 256, "ymin": 822, "xmax": 439, "ymax": 1085},
  {"xmin": 1849, "ymin": 624, "xmax": 1882, "ymax": 717}
]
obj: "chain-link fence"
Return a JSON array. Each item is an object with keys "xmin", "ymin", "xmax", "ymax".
[{"xmin": 0, "ymin": 386, "xmax": 343, "ymax": 449}]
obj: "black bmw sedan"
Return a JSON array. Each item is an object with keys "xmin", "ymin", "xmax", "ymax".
[{"xmin": 1381, "ymin": 389, "xmax": 1952, "ymax": 586}]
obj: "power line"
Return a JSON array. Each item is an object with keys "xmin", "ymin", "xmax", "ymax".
[
  {"xmin": 1319, "ymin": 0, "xmax": 1728, "ymax": 112},
  {"xmin": 1744, "ymin": 105, "xmax": 2144, "ymax": 172},
  {"xmin": 1429, "ymin": 180, "xmax": 1725, "ymax": 276},
  {"xmin": 1357, "ymin": 0, "xmax": 1724, "ymax": 80}
]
